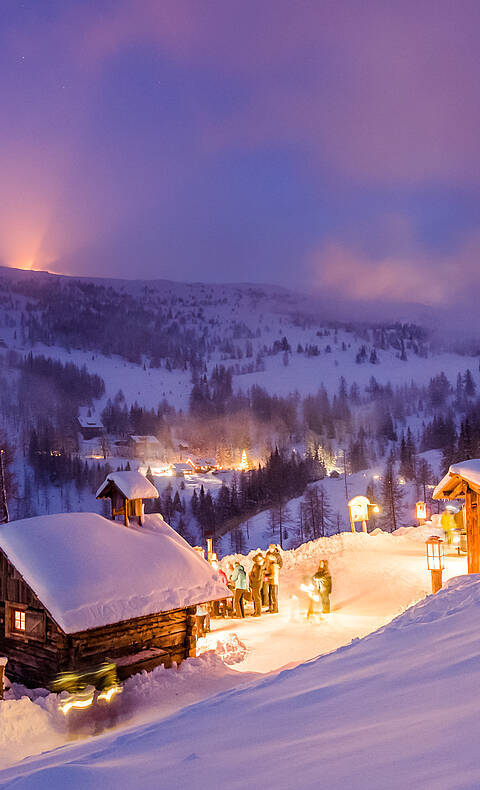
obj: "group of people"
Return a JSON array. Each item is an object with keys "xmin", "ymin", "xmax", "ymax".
[
  {"xmin": 207, "ymin": 548, "xmax": 333, "ymax": 626},
  {"xmin": 226, "ymin": 543, "xmax": 283, "ymax": 619}
]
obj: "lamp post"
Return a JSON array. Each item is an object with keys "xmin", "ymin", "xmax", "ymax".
[{"xmin": 426, "ymin": 536, "xmax": 444, "ymax": 593}]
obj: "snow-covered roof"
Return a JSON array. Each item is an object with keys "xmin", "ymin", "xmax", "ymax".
[
  {"xmin": 130, "ymin": 435, "xmax": 160, "ymax": 444},
  {"xmin": 78, "ymin": 415, "xmax": 104, "ymax": 429},
  {"xmin": 433, "ymin": 459, "xmax": 480, "ymax": 499},
  {"xmin": 77, "ymin": 407, "xmax": 104, "ymax": 429},
  {"xmin": 96, "ymin": 470, "xmax": 159, "ymax": 500},
  {"xmin": 0, "ymin": 513, "xmax": 229, "ymax": 633}
]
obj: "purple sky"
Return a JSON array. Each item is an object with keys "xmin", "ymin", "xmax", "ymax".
[{"xmin": 2, "ymin": 0, "xmax": 480, "ymax": 306}]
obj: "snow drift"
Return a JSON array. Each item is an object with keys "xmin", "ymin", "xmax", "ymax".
[{"xmin": 2, "ymin": 573, "xmax": 480, "ymax": 789}]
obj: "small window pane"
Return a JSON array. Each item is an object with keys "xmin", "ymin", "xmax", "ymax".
[{"xmin": 14, "ymin": 610, "xmax": 25, "ymax": 631}]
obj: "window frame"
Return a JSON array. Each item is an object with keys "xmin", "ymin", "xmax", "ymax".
[{"xmin": 5, "ymin": 602, "xmax": 46, "ymax": 642}]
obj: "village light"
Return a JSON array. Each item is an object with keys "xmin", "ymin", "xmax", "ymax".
[
  {"xmin": 238, "ymin": 449, "xmax": 249, "ymax": 472},
  {"xmin": 348, "ymin": 495, "xmax": 378, "ymax": 533},
  {"xmin": 416, "ymin": 501, "xmax": 427, "ymax": 525},
  {"xmin": 426, "ymin": 536, "xmax": 444, "ymax": 594}
]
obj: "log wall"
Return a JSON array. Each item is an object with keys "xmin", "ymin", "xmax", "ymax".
[
  {"xmin": 0, "ymin": 552, "xmax": 68, "ymax": 686},
  {"xmin": 0, "ymin": 551, "xmax": 199, "ymax": 687}
]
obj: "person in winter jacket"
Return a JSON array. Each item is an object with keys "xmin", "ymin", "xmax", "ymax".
[
  {"xmin": 269, "ymin": 543, "xmax": 284, "ymax": 569},
  {"xmin": 313, "ymin": 559, "xmax": 332, "ymax": 614},
  {"xmin": 231, "ymin": 562, "xmax": 248, "ymax": 618},
  {"xmin": 211, "ymin": 560, "xmax": 230, "ymax": 617},
  {"xmin": 264, "ymin": 548, "xmax": 280, "ymax": 613},
  {"xmin": 261, "ymin": 552, "xmax": 270, "ymax": 607},
  {"xmin": 249, "ymin": 554, "xmax": 264, "ymax": 617},
  {"xmin": 195, "ymin": 603, "xmax": 210, "ymax": 637}
]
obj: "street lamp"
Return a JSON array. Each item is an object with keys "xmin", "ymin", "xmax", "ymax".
[{"xmin": 426, "ymin": 536, "xmax": 444, "ymax": 593}]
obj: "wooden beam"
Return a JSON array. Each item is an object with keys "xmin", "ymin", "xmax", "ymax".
[{"xmin": 465, "ymin": 488, "xmax": 480, "ymax": 573}]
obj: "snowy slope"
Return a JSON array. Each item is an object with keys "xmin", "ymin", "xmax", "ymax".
[
  {"xmin": 1, "ymin": 269, "xmax": 479, "ymax": 412},
  {"xmin": 1, "ymin": 573, "xmax": 479, "ymax": 789}
]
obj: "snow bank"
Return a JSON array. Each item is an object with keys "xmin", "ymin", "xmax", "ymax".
[
  {"xmin": 3, "ymin": 574, "xmax": 480, "ymax": 788},
  {"xmin": 0, "ymin": 651, "xmax": 256, "ymax": 770},
  {"xmin": 0, "ymin": 513, "xmax": 229, "ymax": 632},
  {"xmin": 197, "ymin": 633, "xmax": 248, "ymax": 665}
]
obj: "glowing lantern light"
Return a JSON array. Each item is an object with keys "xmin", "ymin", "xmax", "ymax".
[
  {"xmin": 416, "ymin": 501, "xmax": 427, "ymax": 523},
  {"xmin": 348, "ymin": 495, "xmax": 379, "ymax": 533},
  {"xmin": 426, "ymin": 536, "xmax": 444, "ymax": 593}
]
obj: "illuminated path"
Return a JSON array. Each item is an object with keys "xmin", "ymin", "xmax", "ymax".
[{"xmin": 200, "ymin": 528, "xmax": 467, "ymax": 674}]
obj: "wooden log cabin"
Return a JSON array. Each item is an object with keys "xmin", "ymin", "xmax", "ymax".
[
  {"xmin": 433, "ymin": 459, "xmax": 480, "ymax": 573},
  {"xmin": 96, "ymin": 470, "xmax": 159, "ymax": 526},
  {"xmin": 0, "ymin": 512, "xmax": 229, "ymax": 687}
]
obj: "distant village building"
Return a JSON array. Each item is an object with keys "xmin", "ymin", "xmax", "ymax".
[
  {"xmin": 77, "ymin": 408, "xmax": 104, "ymax": 440},
  {"xmin": 129, "ymin": 435, "xmax": 162, "ymax": 459},
  {"xmin": 96, "ymin": 470, "xmax": 159, "ymax": 526},
  {"xmin": 172, "ymin": 462, "xmax": 193, "ymax": 477},
  {"xmin": 0, "ymin": 513, "xmax": 228, "ymax": 687}
]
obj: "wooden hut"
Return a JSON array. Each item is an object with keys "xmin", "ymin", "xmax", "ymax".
[
  {"xmin": 433, "ymin": 459, "xmax": 480, "ymax": 573},
  {"xmin": 0, "ymin": 512, "xmax": 229, "ymax": 687},
  {"xmin": 96, "ymin": 470, "xmax": 159, "ymax": 526}
]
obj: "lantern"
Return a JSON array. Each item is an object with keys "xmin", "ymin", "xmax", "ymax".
[
  {"xmin": 425, "ymin": 536, "xmax": 444, "ymax": 593},
  {"xmin": 416, "ymin": 501, "xmax": 427, "ymax": 524}
]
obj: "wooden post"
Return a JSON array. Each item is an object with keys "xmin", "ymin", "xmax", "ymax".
[
  {"xmin": 0, "ymin": 449, "xmax": 8, "ymax": 524},
  {"xmin": 124, "ymin": 498, "xmax": 129, "ymax": 527},
  {"xmin": 465, "ymin": 489, "xmax": 480, "ymax": 573},
  {"xmin": 0, "ymin": 658, "xmax": 7, "ymax": 700},
  {"xmin": 350, "ymin": 514, "xmax": 356, "ymax": 533},
  {"xmin": 431, "ymin": 569, "xmax": 443, "ymax": 594},
  {"xmin": 361, "ymin": 520, "xmax": 367, "ymax": 533}
]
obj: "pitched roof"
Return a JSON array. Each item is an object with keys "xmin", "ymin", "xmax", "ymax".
[
  {"xmin": 96, "ymin": 470, "xmax": 159, "ymax": 500},
  {"xmin": 0, "ymin": 513, "xmax": 229, "ymax": 633},
  {"xmin": 78, "ymin": 415, "xmax": 104, "ymax": 429},
  {"xmin": 433, "ymin": 459, "xmax": 480, "ymax": 499}
]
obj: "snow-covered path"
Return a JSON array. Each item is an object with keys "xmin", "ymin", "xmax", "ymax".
[{"xmin": 203, "ymin": 526, "xmax": 466, "ymax": 673}]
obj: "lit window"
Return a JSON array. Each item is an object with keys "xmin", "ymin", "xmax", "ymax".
[{"xmin": 14, "ymin": 610, "xmax": 25, "ymax": 631}]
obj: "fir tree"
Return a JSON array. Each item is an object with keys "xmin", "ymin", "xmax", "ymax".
[{"xmin": 380, "ymin": 452, "xmax": 404, "ymax": 532}]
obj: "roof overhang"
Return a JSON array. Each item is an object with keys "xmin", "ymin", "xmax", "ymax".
[{"xmin": 433, "ymin": 460, "xmax": 480, "ymax": 500}]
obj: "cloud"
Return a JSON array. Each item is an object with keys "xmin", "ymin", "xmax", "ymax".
[
  {"xmin": 7, "ymin": 1, "xmax": 480, "ymax": 186},
  {"xmin": 308, "ymin": 229, "xmax": 480, "ymax": 306}
]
